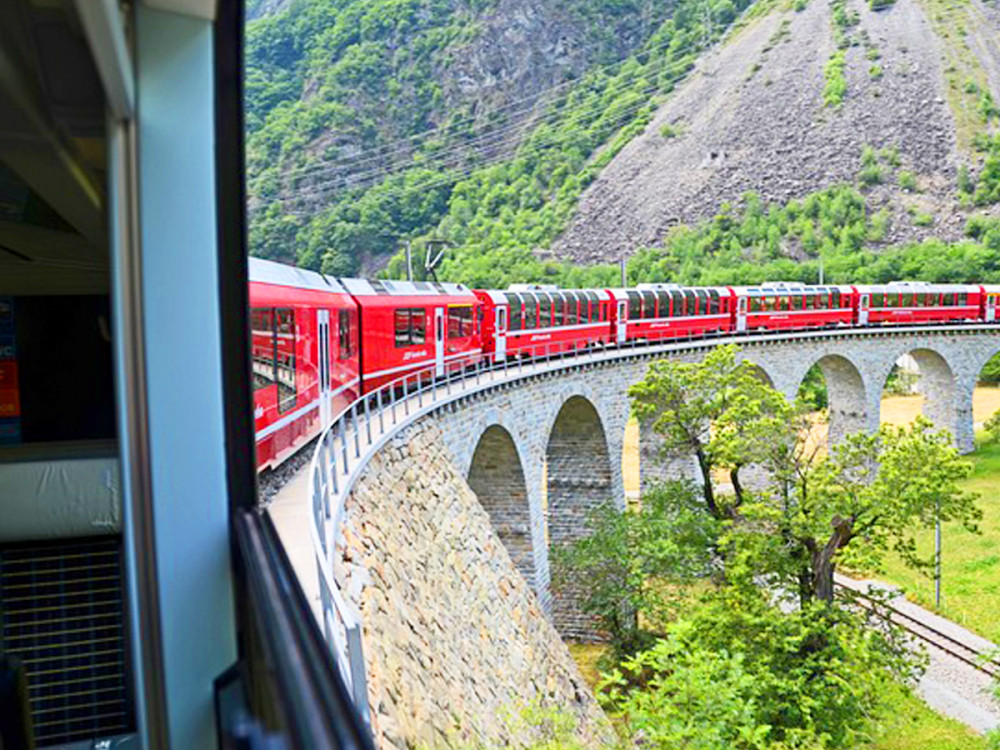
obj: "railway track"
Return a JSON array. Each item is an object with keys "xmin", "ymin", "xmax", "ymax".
[{"xmin": 837, "ymin": 583, "xmax": 1000, "ymax": 678}]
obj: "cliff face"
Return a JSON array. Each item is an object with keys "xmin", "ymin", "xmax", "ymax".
[{"xmin": 551, "ymin": 0, "xmax": 1000, "ymax": 262}]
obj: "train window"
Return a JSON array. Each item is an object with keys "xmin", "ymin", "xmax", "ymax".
[
  {"xmin": 448, "ymin": 306, "xmax": 474, "ymax": 339},
  {"xmin": 708, "ymin": 291, "xmax": 720, "ymax": 315},
  {"xmin": 251, "ymin": 308, "xmax": 275, "ymax": 391},
  {"xmin": 506, "ymin": 293, "xmax": 523, "ymax": 331},
  {"xmin": 942, "ymin": 292, "xmax": 955, "ymax": 306},
  {"xmin": 694, "ymin": 290, "xmax": 707, "ymax": 315},
  {"xmin": 901, "ymin": 293, "xmax": 913, "ymax": 307},
  {"xmin": 552, "ymin": 295, "xmax": 564, "ymax": 326},
  {"xmin": 830, "ymin": 290, "xmax": 840, "ymax": 308},
  {"xmin": 394, "ymin": 309, "xmax": 410, "ymax": 346},
  {"xmin": 669, "ymin": 291, "xmax": 682, "ymax": 316},
  {"xmin": 411, "ymin": 308, "xmax": 426, "ymax": 344},
  {"xmin": 394, "ymin": 308, "xmax": 426, "ymax": 346},
  {"xmin": 646, "ymin": 291, "xmax": 658, "ymax": 318},
  {"xmin": 566, "ymin": 293, "xmax": 579, "ymax": 325},
  {"xmin": 277, "ymin": 352, "xmax": 296, "ymax": 414},
  {"xmin": 339, "ymin": 309, "xmax": 352, "ymax": 358},
  {"xmin": 958, "ymin": 292, "xmax": 968, "ymax": 306},
  {"xmin": 627, "ymin": 291, "xmax": 642, "ymax": 320},
  {"xmin": 523, "ymin": 293, "xmax": 538, "ymax": 328},
  {"xmin": 655, "ymin": 291, "xmax": 669, "ymax": 317},
  {"xmin": 926, "ymin": 293, "xmax": 937, "ymax": 306},
  {"xmin": 685, "ymin": 290, "xmax": 697, "ymax": 315},
  {"xmin": 538, "ymin": 294, "xmax": 552, "ymax": 328},
  {"xmin": 276, "ymin": 308, "xmax": 295, "ymax": 335}
]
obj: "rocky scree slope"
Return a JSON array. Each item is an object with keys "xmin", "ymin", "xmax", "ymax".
[{"xmin": 553, "ymin": 0, "xmax": 999, "ymax": 263}]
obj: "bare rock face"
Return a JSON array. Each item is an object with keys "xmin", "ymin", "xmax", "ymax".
[{"xmin": 551, "ymin": 0, "xmax": 996, "ymax": 263}]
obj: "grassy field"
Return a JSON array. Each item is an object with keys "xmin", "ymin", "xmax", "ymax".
[{"xmin": 566, "ymin": 644, "xmax": 984, "ymax": 749}]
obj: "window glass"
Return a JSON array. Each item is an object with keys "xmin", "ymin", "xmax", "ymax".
[
  {"xmin": 276, "ymin": 307, "xmax": 295, "ymax": 335},
  {"xmin": 538, "ymin": 294, "xmax": 552, "ymax": 328},
  {"xmin": 685, "ymin": 290, "xmax": 697, "ymax": 315},
  {"xmin": 656, "ymin": 291, "xmax": 670, "ymax": 317},
  {"xmin": 942, "ymin": 292, "xmax": 955, "ymax": 306},
  {"xmin": 671, "ymin": 291, "xmax": 684, "ymax": 316},
  {"xmin": 411, "ymin": 308, "xmax": 426, "ymax": 344},
  {"xmin": 448, "ymin": 305, "xmax": 474, "ymax": 339},
  {"xmin": 251, "ymin": 308, "xmax": 275, "ymax": 391},
  {"xmin": 277, "ymin": 351, "xmax": 296, "ymax": 413},
  {"xmin": 567, "ymin": 293, "xmax": 579, "ymax": 325},
  {"xmin": 749, "ymin": 296, "xmax": 760, "ymax": 313},
  {"xmin": 830, "ymin": 289, "xmax": 841, "ymax": 308},
  {"xmin": 708, "ymin": 291, "xmax": 720, "ymax": 315},
  {"xmin": 902, "ymin": 293, "xmax": 914, "ymax": 307},
  {"xmin": 523, "ymin": 293, "xmax": 538, "ymax": 328},
  {"xmin": 552, "ymin": 294, "xmax": 564, "ymax": 326},
  {"xmin": 627, "ymin": 291, "xmax": 641, "ymax": 319},
  {"xmin": 339, "ymin": 309, "xmax": 352, "ymax": 358},
  {"xmin": 394, "ymin": 309, "xmax": 411, "ymax": 346},
  {"xmin": 506, "ymin": 294, "xmax": 522, "ymax": 331},
  {"xmin": 958, "ymin": 291, "xmax": 968, "ymax": 306}
]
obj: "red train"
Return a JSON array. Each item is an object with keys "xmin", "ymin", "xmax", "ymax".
[{"xmin": 250, "ymin": 259, "xmax": 1000, "ymax": 472}]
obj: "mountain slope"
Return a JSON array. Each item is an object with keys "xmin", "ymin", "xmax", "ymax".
[{"xmin": 552, "ymin": 0, "xmax": 1000, "ymax": 263}]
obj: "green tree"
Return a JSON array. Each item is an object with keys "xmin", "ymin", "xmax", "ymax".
[{"xmin": 628, "ymin": 344, "xmax": 795, "ymax": 519}]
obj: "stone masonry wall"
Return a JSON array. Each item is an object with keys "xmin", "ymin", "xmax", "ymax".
[
  {"xmin": 334, "ymin": 421, "xmax": 613, "ymax": 749},
  {"xmin": 467, "ymin": 425, "xmax": 536, "ymax": 589}
]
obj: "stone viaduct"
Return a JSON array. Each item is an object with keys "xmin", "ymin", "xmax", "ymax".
[
  {"xmin": 319, "ymin": 327, "xmax": 1000, "ymax": 746},
  {"xmin": 430, "ymin": 329, "xmax": 999, "ymax": 635}
]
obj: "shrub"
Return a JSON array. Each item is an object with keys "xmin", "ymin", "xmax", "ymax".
[
  {"xmin": 898, "ymin": 170, "xmax": 918, "ymax": 191},
  {"xmin": 823, "ymin": 51, "xmax": 848, "ymax": 107},
  {"xmin": 869, "ymin": 64, "xmax": 883, "ymax": 79}
]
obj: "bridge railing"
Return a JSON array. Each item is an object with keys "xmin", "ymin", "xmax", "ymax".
[{"xmin": 303, "ymin": 322, "xmax": 998, "ymax": 728}]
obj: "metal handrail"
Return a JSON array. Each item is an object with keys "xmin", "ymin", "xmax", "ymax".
[{"xmin": 300, "ymin": 321, "xmax": 1000, "ymax": 727}]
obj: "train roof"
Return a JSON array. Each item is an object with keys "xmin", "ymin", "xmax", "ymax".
[
  {"xmin": 340, "ymin": 277, "xmax": 473, "ymax": 297},
  {"xmin": 477, "ymin": 288, "xmax": 612, "ymax": 304},
  {"xmin": 608, "ymin": 285, "xmax": 729, "ymax": 301},
  {"xmin": 854, "ymin": 282, "xmax": 980, "ymax": 292},
  {"xmin": 248, "ymin": 257, "xmax": 349, "ymax": 295},
  {"xmin": 732, "ymin": 284, "xmax": 853, "ymax": 296}
]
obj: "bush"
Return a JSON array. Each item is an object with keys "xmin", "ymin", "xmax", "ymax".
[
  {"xmin": 602, "ymin": 589, "xmax": 920, "ymax": 750},
  {"xmin": 898, "ymin": 170, "xmax": 918, "ymax": 191},
  {"xmin": 823, "ymin": 51, "xmax": 848, "ymax": 107},
  {"xmin": 869, "ymin": 64, "xmax": 883, "ymax": 79}
]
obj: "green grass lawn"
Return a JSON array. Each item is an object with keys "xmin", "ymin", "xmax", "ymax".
[
  {"xmin": 874, "ymin": 439, "xmax": 1000, "ymax": 643},
  {"xmin": 567, "ymin": 644, "xmax": 985, "ymax": 749}
]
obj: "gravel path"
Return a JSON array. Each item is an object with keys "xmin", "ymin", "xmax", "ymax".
[
  {"xmin": 257, "ymin": 436, "xmax": 318, "ymax": 506},
  {"xmin": 838, "ymin": 574, "xmax": 1000, "ymax": 734},
  {"xmin": 551, "ymin": 0, "xmax": 964, "ymax": 263}
]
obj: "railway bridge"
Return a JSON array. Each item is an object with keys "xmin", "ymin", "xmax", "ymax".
[{"xmin": 288, "ymin": 324, "xmax": 1000, "ymax": 746}]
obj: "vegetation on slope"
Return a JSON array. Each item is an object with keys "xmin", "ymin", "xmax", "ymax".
[{"xmin": 246, "ymin": 0, "xmax": 753, "ymax": 274}]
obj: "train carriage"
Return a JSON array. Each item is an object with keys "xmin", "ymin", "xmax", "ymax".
[
  {"xmin": 609, "ymin": 284, "xmax": 734, "ymax": 343},
  {"xmin": 854, "ymin": 282, "xmax": 982, "ymax": 326},
  {"xmin": 342, "ymin": 278, "xmax": 482, "ymax": 390},
  {"xmin": 733, "ymin": 283, "xmax": 855, "ymax": 332},
  {"xmin": 982, "ymin": 285, "xmax": 1000, "ymax": 322},
  {"xmin": 250, "ymin": 258, "xmax": 360, "ymax": 471},
  {"xmin": 475, "ymin": 285, "xmax": 613, "ymax": 361}
]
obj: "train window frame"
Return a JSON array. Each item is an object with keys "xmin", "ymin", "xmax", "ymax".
[
  {"xmin": 707, "ymin": 291, "xmax": 720, "ymax": 316},
  {"xmin": 627, "ymin": 291, "xmax": 641, "ymax": 320},
  {"xmin": 566, "ymin": 292, "xmax": 578, "ymax": 325},
  {"xmin": 523, "ymin": 293, "xmax": 538, "ymax": 328},
  {"xmin": 447, "ymin": 305, "xmax": 474, "ymax": 340},
  {"xmin": 338, "ymin": 309, "xmax": 352, "ymax": 358},
  {"xmin": 506, "ymin": 293, "xmax": 523, "ymax": 331},
  {"xmin": 251, "ymin": 307, "xmax": 275, "ymax": 391},
  {"xmin": 538, "ymin": 293, "xmax": 552, "ymax": 328},
  {"xmin": 394, "ymin": 307, "xmax": 427, "ymax": 347}
]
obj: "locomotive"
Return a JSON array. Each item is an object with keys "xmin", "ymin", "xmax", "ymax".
[{"xmin": 250, "ymin": 257, "xmax": 1000, "ymax": 471}]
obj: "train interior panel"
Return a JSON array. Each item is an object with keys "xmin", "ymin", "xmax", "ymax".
[{"xmin": 0, "ymin": 0, "xmax": 137, "ymax": 743}]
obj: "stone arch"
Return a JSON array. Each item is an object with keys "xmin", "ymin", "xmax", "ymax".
[
  {"xmin": 545, "ymin": 395, "xmax": 613, "ymax": 639},
  {"xmin": 800, "ymin": 354, "xmax": 868, "ymax": 446},
  {"xmin": 879, "ymin": 347, "xmax": 957, "ymax": 440},
  {"xmin": 467, "ymin": 425, "xmax": 536, "ymax": 589}
]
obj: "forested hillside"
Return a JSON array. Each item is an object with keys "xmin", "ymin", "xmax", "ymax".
[
  {"xmin": 247, "ymin": 0, "xmax": 1000, "ymax": 289},
  {"xmin": 246, "ymin": 0, "xmax": 752, "ymax": 277}
]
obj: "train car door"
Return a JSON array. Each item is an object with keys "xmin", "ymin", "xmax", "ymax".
[
  {"xmin": 616, "ymin": 300, "xmax": 627, "ymax": 344},
  {"xmin": 434, "ymin": 307, "xmax": 445, "ymax": 376},
  {"xmin": 317, "ymin": 309, "xmax": 332, "ymax": 428},
  {"xmin": 987, "ymin": 294, "xmax": 997, "ymax": 322},
  {"xmin": 495, "ymin": 305, "xmax": 507, "ymax": 362},
  {"xmin": 736, "ymin": 296, "xmax": 748, "ymax": 332},
  {"xmin": 858, "ymin": 293, "xmax": 870, "ymax": 326}
]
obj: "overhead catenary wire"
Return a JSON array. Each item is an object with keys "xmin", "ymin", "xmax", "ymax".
[
  {"xmin": 255, "ymin": 56, "xmax": 703, "ymax": 210},
  {"xmin": 262, "ymin": 33, "xmax": 702, "ymax": 185},
  {"xmin": 252, "ymin": 51, "xmax": 702, "ymax": 201}
]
